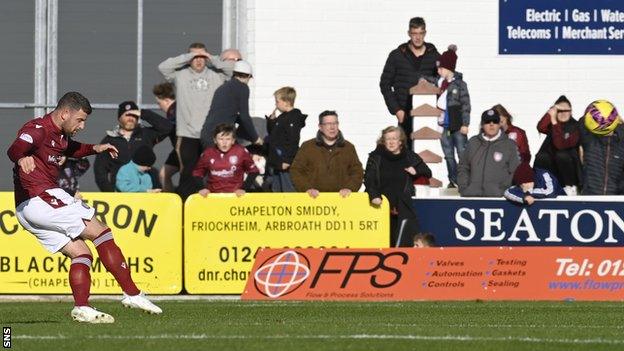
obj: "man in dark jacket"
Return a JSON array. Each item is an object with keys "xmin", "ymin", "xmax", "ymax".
[
  {"xmin": 199, "ymin": 60, "xmax": 262, "ymax": 150},
  {"xmin": 94, "ymin": 101, "xmax": 173, "ymax": 192},
  {"xmin": 579, "ymin": 100, "xmax": 624, "ymax": 195},
  {"xmin": 380, "ymin": 17, "xmax": 440, "ymax": 150},
  {"xmin": 457, "ymin": 109, "xmax": 521, "ymax": 197}
]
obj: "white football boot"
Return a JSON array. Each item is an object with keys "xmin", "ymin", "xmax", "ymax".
[
  {"xmin": 71, "ymin": 306, "xmax": 115, "ymax": 323},
  {"xmin": 121, "ymin": 292, "xmax": 162, "ymax": 314}
]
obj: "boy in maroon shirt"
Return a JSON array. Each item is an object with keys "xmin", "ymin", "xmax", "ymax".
[{"xmin": 193, "ymin": 123, "xmax": 259, "ymax": 196}]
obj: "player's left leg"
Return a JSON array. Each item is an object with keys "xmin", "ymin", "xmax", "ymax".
[
  {"xmin": 60, "ymin": 239, "xmax": 114, "ymax": 323},
  {"xmin": 80, "ymin": 216, "xmax": 162, "ymax": 314}
]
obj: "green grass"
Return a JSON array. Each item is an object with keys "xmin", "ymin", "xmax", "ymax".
[{"xmin": 2, "ymin": 300, "xmax": 624, "ymax": 351}]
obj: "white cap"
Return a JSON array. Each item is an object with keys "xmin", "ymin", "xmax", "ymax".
[{"xmin": 234, "ymin": 60, "xmax": 253, "ymax": 76}]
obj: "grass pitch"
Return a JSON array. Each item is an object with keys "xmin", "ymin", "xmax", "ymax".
[{"xmin": 2, "ymin": 300, "xmax": 624, "ymax": 351}]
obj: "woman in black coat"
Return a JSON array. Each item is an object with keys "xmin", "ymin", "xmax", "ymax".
[{"xmin": 364, "ymin": 126, "xmax": 432, "ymax": 247}]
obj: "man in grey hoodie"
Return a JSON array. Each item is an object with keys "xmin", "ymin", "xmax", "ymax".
[
  {"xmin": 457, "ymin": 109, "xmax": 520, "ymax": 197},
  {"xmin": 158, "ymin": 43, "xmax": 241, "ymax": 195}
]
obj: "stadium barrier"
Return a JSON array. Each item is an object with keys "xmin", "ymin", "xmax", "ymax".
[
  {"xmin": 243, "ymin": 247, "xmax": 624, "ymax": 301},
  {"xmin": 413, "ymin": 196, "xmax": 624, "ymax": 246},
  {"xmin": 3, "ymin": 191, "xmax": 624, "ymax": 296},
  {"xmin": 0, "ymin": 192, "xmax": 183, "ymax": 294},
  {"xmin": 183, "ymin": 193, "xmax": 389, "ymax": 294}
]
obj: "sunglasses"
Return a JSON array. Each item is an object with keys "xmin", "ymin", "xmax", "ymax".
[{"xmin": 483, "ymin": 119, "xmax": 500, "ymax": 125}]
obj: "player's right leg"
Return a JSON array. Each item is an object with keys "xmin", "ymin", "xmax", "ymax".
[
  {"xmin": 60, "ymin": 240, "xmax": 114, "ymax": 324},
  {"xmin": 80, "ymin": 216, "xmax": 162, "ymax": 314}
]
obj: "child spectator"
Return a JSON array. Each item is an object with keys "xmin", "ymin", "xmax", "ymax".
[
  {"xmin": 115, "ymin": 145, "xmax": 161, "ymax": 193},
  {"xmin": 243, "ymin": 144, "xmax": 268, "ymax": 192},
  {"xmin": 193, "ymin": 124, "xmax": 259, "ymax": 197},
  {"xmin": 504, "ymin": 162, "xmax": 565, "ymax": 205},
  {"xmin": 265, "ymin": 87, "xmax": 307, "ymax": 192},
  {"xmin": 413, "ymin": 233, "xmax": 436, "ymax": 247},
  {"xmin": 534, "ymin": 95, "xmax": 582, "ymax": 195},
  {"xmin": 436, "ymin": 45, "xmax": 470, "ymax": 188},
  {"xmin": 493, "ymin": 104, "xmax": 531, "ymax": 163},
  {"xmin": 58, "ymin": 157, "xmax": 90, "ymax": 197}
]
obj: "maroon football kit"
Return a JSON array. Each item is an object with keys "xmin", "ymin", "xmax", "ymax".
[
  {"xmin": 192, "ymin": 144, "xmax": 259, "ymax": 192},
  {"xmin": 7, "ymin": 114, "xmax": 95, "ymax": 206}
]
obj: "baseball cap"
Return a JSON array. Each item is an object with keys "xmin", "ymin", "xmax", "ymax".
[
  {"xmin": 234, "ymin": 60, "xmax": 253, "ymax": 76},
  {"xmin": 481, "ymin": 109, "xmax": 500, "ymax": 124}
]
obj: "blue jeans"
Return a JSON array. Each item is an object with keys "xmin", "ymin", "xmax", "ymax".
[
  {"xmin": 270, "ymin": 171, "xmax": 295, "ymax": 192},
  {"xmin": 440, "ymin": 129, "xmax": 467, "ymax": 185}
]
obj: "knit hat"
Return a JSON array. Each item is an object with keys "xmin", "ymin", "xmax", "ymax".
[
  {"xmin": 132, "ymin": 145, "xmax": 156, "ymax": 167},
  {"xmin": 555, "ymin": 95, "xmax": 571, "ymax": 106},
  {"xmin": 437, "ymin": 44, "xmax": 458, "ymax": 72},
  {"xmin": 118, "ymin": 101, "xmax": 140, "ymax": 118},
  {"xmin": 481, "ymin": 108, "xmax": 500, "ymax": 124},
  {"xmin": 513, "ymin": 162, "xmax": 535, "ymax": 185}
]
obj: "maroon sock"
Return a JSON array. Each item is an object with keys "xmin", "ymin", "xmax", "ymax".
[
  {"xmin": 93, "ymin": 229, "xmax": 140, "ymax": 296},
  {"xmin": 69, "ymin": 254, "xmax": 92, "ymax": 306}
]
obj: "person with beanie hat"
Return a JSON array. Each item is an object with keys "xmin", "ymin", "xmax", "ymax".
[
  {"xmin": 115, "ymin": 145, "xmax": 161, "ymax": 193},
  {"xmin": 94, "ymin": 100, "xmax": 172, "ymax": 192},
  {"xmin": 436, "ymin": 44, "xmax": 471, "ymax": 188},
  {"xmin": 504, "ymin": 162, "xmax": 565, "ymax": 205},
  {"xmin": 535, "ymin": 95, "xmax": 582, "ymax": 195}
]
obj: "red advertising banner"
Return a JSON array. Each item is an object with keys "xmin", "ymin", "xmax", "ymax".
[{"xmin": 242, "ymin": 247, "xmax": 624, "ymax": 301}]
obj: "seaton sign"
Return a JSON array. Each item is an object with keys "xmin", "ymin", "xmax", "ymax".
[{"xmin": 413, "ymin": 197, "xmax": 624, "ymax": 246}]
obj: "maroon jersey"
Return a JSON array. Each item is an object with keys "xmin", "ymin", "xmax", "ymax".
[
  {"xmin": 192, "ymin": 144, "xmax": 259, "ymax": 193},
  {"xmin": 505, "ymin": 124, "xmax": 531, "ymax": 163},
  {"xmin": 7, "ymin": 114, "xmax": 95, "ymax": 206}
]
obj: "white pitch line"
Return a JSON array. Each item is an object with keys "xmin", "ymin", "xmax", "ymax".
[
  {"xmin": 187, "ymin": 322, "xmax": 624, "ymax": 330},
  {"xmin": 13, "ymin": 334, "xmax": 624, "ymax": 345},
  {"xmin": 377, "ymin": 323, "xmax": 624, "ymax": 329}
]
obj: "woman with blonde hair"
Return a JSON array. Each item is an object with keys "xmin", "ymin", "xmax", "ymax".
[{"xmin": 364, "ymin": 126, "xmax": 432, "ymax": 247}]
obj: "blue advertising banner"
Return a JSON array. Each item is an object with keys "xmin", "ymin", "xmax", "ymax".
[
  {"xmin": 413, "ymin": 197, "xmax": 624, "ymax": 246},
  {"xmin": 499, "ymin": 0, "xmax": 624, "ymax": 54}
]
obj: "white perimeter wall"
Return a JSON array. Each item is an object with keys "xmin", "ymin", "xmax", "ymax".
[{"xmin": 238, "ymin": 0, "xmax": 624, "ymax": 179}]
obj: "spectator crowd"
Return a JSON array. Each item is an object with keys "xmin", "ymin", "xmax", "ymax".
[{"xmin": 53, "ymin": 17, "xmax": 624, "ymax": 248}]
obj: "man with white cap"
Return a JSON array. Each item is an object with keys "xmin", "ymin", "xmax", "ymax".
[{"xmin": 200, "ymin": 60, "xmax": 262, "ymax": 150}]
